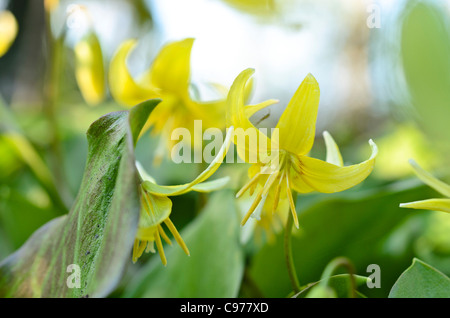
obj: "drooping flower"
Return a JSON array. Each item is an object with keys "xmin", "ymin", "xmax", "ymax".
[
  {"xmin": 400, "ymin": 160, "xmax": 450, "ymax": 213},
  {"xmin": 0, "ymin": 10, "xmax": 18, "ymax": 58},
  {"xmin": 228, "ymin": 68, "xmax": 378, "ymax": 232},
  {"xmin": 109, "ymin": 38, "xmax": 227, "ymax": 164},
  {"xmin": 132, "ymin": 127, "xmax": 233, "ymax": 265}
]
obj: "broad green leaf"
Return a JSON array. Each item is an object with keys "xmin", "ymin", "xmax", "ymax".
[
  {"xmin": 249, "ymin": 180, "xmax": 436, "ymax": 297},
  {"xmin": 0, "ymin": 99, "xmax": 160, "ymax": 298},
  {"xmin": 294, "ymin": 274, "xmax": 369, "ymax": 298},
  {"xmin": 124, "ymin": 190, "xmax": 245, "ymax": 298},
  {"xmin": 389, "ymin": 258, "xmax": 450, "ymax": 298}
]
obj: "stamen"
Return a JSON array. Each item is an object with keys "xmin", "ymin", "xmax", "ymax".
[
  {"xmin": 272, "ymin": 173, "xmax": 283, "ymax": 213},
  {"xmin": 249, "ymin": 183, "xmax": 258, "ymax": 196},
  {"xmin": 236, "ymin": 170, "xmax": 262, "ymax": 198},
  {"xmin": 158, "ymin": 224, "xmax": 172, "ymax": 245},
  {"xmin": 241, "ymin": 186, "xmax": 265, "ymax": 226},
  {"xmin": 146, "ymin": 241, "xmax": 155, "ymax": 253},
  {"xmin": 286, "ymin": 173, "xmax": 299, "ymax": 229},
  {"xmin": 164, "ymin": 218, "xmax": 190, "ymax": 256},
  {"xmin": 135, "ymin": 240, "xmax": 147, "ymax": 260},
  {"xmin": 154, "ymin": 230, "xmax": 167, "ymax": 266},
  {"xmin": 262, "ymin": 171, "xmax": 279, "ymax": 197}
]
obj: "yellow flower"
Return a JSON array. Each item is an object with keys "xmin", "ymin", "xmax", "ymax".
[
  {"xmin": 132, "ymin": 127, "xmax": 233, "ymax": 265},
  {"xmin": 0, "ymin": 10, "xmax": 18, "ymax": 58},
  {"xmin": 109, "ymin": 38, "xmax": 227, "ymax": 163},
  {"xmin": 400, "ymin": 160, "xmax": 450, "ymax": 213},
  {"xmin": 229, "ymin": 68, "xmax": 378, "ymax": 230},
  {"xmin": 74, "ymin": 32, "xmax": 106, "ymax": 106}
]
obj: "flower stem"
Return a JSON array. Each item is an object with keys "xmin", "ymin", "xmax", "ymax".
[
  {"xmin": 284, "ymin": 192, "xmax": 300, "ymax": 294},
  {"xmin": 43, "ymin": 7, "xmax": 71, "ymax": 207}
]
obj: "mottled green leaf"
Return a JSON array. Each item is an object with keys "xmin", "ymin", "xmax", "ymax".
[
  {"xmin": 0, "ymin": 99, "xmax": 160, "ymax": 298},
  {"xmin": 124, "ymin": 190, "xmax": 245, "ymax": 298},
  {"xmin": 389, "ymin": 258, "xmax": 450, "ymax": 298}
]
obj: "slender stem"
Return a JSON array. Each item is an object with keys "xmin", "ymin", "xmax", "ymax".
[
  {"xmin": 318, "ymin": 257, "xmax": 357, "ymax": 298},
  {"xmin": 284, "ymin": 192, "xmax": 301, "ymax": 293}
]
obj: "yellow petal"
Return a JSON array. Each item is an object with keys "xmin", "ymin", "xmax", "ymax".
[
  {"xmin": 187, "ymin": 99, "xmax": 227, "ymax": 130},
  {"xmin": 109, "ymin": 39, "xmax": 159, "ymax": 106},
  {"xmin": 289, "ymin": 167, "xmax": 315, "ymax": 194},
  {"xmin": 400, "ymin": 199, "xmax": 450, "ymax": 213},
  {"xmin": 296, "ymin": 139, "xmax": 377, "ymax": 193},
  {"xmin": 409, "ymin": 159, "xmax": 450, "ymax": 197},
  {"xmin": 227, "ymin": 69, "xmax": 274, "ymax": 162},
  {"xmin": 0, "ymin": 11, "xmax": 18, "ymax": 57},
  {"xmin": 74, "ymin": 32, "xmax": 105, "ymax": 105},
  {"xmin": 144, "ymin": 38, "xmax": 194, "ymax": 95},
  {"xmin": 244, "ymin": 99, "xmax": 279, "ymax": 118},
  {"xmin": 138, "ymin": 193, "xmax": 172, "ymax": 231},
  {"xmin": 142, "ymin": 126, "xmax": 234, "ymax": 196},
  {"xmin": 275, "ymin": 73, "xmax": 320, "ymax": 155},
  {"xmin": 323, "ymin": 131, "xmax": 343, "ymax": 167}
]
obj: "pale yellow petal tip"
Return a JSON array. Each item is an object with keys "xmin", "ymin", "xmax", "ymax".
[
  {"xmin": 368, "ymin": 139, "xmax": 378, "ymax": 157},
  {"xmin": 242, "ymin": 68, "xmax": 255, "ymax": 76},
  {"xmin": 304, "ymin": 73, "xmax": 318, "ymax": 84}
]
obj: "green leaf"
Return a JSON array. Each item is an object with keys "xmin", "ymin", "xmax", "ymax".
[
  {"xmin": 0, "ymin": 99, "xmax": 66, "ymax": 211},
  {"xmin": 294, "ymin": 274, "xmax": 369, "ymax": 298},
  {"xmin": 389, "ymin": 258, "xmax": 450, "ymax": 298},
  {"xmin": 0, "ymin": 100, "xmax": 160, "ymax": 297},
  {"xmin": 129, "ymin": 98, "xmax": 161, "ymax": 147},
  {"xmin": 124, "ymin": 190, "xmax": 245, "ymax": 298}
]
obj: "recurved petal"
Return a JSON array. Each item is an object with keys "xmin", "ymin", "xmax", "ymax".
[
  {"xmin": 227, "ymin": 69, "xmax": 274, "ymax": 161},
  {"xmin": 276, "ymin": 73, "xmax": 320, "ymax": 155},
  {"xmin": 109, "ymin": 39, "xmax": 159, "ymax": 106},
  {"xmin": 409, "ymin": 159, "xmax": 450, "ymax": 197},
  {"xmin": 244, "ymin": 99, "xmax": 279, "ymax": 119},
  {"xmin": 0, "ymin": 11, "xmax": 18, "ymax": 57},
  {"xmin": 400, "ymin": 199, "xmax": 450, "ymax": 213},
  {"xmin": 138, "ymin": 194, "xmax": 172, "ymax": 231},
  {"xmin": 147, "ymin": 38, "xmax": 194, "ymax": 95},
  {"xmin": 142, "ymin": 126, "xmax": 234, "ymax": 196},
  {"xmin": 297, "ymin": 139, "xmax": 377, "ymax": 193},
  {"xmin": 323, "ymin": 131, "xmax": 343, "ymax": 167}
]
